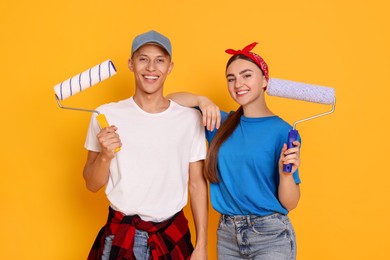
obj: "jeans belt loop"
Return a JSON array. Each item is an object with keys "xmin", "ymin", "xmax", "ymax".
[
  {"xmin": 221, "ymin": 214, "xmax": 226, "ymax": 224},
  {"xmin": 246, "ymin": 215, "xmax": 251, "ymax": 225}
]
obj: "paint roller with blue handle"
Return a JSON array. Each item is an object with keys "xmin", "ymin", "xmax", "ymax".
[
  {"xmin": 267, "ymin": 78, "xmax": 336, "ymax": 172},
  {"xmin": 54, "ymin": 59, "xmax": 120, "ymax": 152}
]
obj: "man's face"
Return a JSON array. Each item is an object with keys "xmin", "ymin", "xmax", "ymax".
[{"xmin": 129, "ymin": 44, "xmax": 174, "ymax": 96}]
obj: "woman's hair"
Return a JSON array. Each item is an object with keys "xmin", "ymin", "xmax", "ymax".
[{"xmin": 204, "ymin": 54, "xmax": 263, "ymax": 183}]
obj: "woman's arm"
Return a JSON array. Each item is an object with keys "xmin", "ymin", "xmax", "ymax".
[
  {"xmin": 167, "ymin": 92, "xmax": 221, "ymax": 131},
  {"xmin": 278, "ymin": 141, "xmax": 301, "ymax": 211}
]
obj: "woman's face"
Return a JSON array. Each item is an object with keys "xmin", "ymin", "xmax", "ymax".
[{"xmin": 226, "ymin": 58, "xmax": 268, "ymax": 107}]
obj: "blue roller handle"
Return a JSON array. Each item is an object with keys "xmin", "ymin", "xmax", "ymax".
[{"xmin": 283, "ymin": 129, "xmax": 299, "ymax": 172}]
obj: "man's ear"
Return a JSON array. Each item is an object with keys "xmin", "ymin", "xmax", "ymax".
[
  {"xmin": 128, "ymin": 58, "xmax": 134, "ymax": 72},
  {"xmin": 168, "ymin": 61, "xmax": 174, "ymax": 74}
]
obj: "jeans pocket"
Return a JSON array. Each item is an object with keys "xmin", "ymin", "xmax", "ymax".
[{"xmin": 251, "ymin": 215, "xmax": 287, "ymax": 236}]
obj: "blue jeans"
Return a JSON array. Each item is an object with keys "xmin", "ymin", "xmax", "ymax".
[
  {"xmin": 102, "ymin": 229, "xmax": 151, "ymax": 260},
  {"xmin": 217, "ymin": 213, "xmax": 296, "ymax": 260}
]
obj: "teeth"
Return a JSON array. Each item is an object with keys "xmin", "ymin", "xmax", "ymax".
[
  {"xmin": 144, "ymin": 76, "xmax": 158, "ymax": 79},
  {"xmin": 237, "ymin": 90, "xmax": 248, "ymax": 95}
]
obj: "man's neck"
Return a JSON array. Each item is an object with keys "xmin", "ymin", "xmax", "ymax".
[{"xmin": 133, "ymin": 94, "xmax": 170, "ymax": 113}]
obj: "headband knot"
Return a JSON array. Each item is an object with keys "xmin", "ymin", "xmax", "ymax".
[{"xmin": 225, "ymin": 42, "xmax": 269, "ymax": 80}]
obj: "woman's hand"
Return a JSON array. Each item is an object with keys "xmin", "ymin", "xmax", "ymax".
[
  {"xmin": 279, "ymin": 141, "xmax": 301, "ymax": 174},
  {"xmin": 198, "ymin": 96, "xmax": 221, "ymax": 131}
]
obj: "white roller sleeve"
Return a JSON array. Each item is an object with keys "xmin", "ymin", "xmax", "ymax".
[
  {"xmin": 54, "ymin": 60, "xmax": 117, "ymax": 100},
  {"xmin": 268, "ymin": 78, "xmax": 335, "ymax": 105}
]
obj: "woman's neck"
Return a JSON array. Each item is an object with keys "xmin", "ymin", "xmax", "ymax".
[{"xmin": 242, "ymin": 100, "xmax": 274, "ymax": 118}]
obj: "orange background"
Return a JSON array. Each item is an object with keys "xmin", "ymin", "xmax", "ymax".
[{"xmin": 1, "ymin": 0, "xmax": 389, "ymax": 259}]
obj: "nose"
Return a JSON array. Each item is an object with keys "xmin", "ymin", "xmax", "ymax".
[
  {"xmin": 234, "ymin": 78, "xmax": 243, "ymax": 89},
  {"xmin": 146, "ymin": 61, "xmax": 156, "ymax": 71}
]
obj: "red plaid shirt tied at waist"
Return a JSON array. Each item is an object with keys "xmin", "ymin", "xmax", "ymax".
[{"xmin": 88, "ymin": 207, "xmax": 193, "ymax": 260}]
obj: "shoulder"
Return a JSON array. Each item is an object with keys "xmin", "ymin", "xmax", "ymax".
[
  {"xmin": 96, "ymin": 98, "xmax": 131, "ymax": 111},
  {"xmin": 272, "ymin": 116, "xmax": 293, "ymax": 130},
  {"xmin": 263, "ymin": 116, "xmax": 293, "ymax": 138},
  {"xmin": 269, "ymin": 116, "xmax": 302, "ymax": 142},
  {"xmin": 170, "ymin": 100, "xmax": 202, "ymax": 117},
  {"xmin": 220, "ymin": 110, "xmax": 230, "ymax": 122},
  {"xmin": 205, "ymin": 110, "xmax": 230, "ymax": 140}
]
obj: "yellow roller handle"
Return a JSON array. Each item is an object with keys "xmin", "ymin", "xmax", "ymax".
[{"xmin": 96, "ymin": 113, "xmax": 121, "ymax": 153}]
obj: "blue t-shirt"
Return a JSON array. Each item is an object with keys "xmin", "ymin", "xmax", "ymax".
[{"xmin": 206, "ymin": 111, "xmax": 301, "ymax": 216}]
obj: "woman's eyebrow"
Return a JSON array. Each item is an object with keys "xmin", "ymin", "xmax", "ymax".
[{"xmin": 226, "ymin": 69, "xmax": 253, "ymax": 78}]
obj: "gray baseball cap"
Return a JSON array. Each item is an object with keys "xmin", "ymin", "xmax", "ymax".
[{"xmin": 131, "ymin": 30, "xmax": 172, "ymax": 57}]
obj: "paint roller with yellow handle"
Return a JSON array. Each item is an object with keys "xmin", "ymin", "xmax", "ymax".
[{"xmin": 54, "ymin": 59, "xmax": 120, "ymax": 152}]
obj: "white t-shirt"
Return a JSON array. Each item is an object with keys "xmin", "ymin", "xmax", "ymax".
[{"xmin": 84, "ymin": 97, "xmax": 206, "ymax": 222}]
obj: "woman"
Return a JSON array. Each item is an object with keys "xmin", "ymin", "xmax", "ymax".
[{"xmin": 169, "ymin": 42, "xmax": 301, "ymax": 259}]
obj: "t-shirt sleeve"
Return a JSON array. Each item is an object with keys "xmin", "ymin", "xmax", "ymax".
[
  {"xmin": 189, "ymin": 110, "xmax": 207, "ymax": 162},
  {"xmin": 84, "ymin": 113, "xmax": 101, "ymax": 152}
]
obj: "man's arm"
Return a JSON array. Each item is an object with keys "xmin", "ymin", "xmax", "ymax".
[
  {"xmin": 188, "ymin": 160, "xmax": 208, "ymax": 259},
  {"xmin": 83, "ymin": 126, "xmax": 121, "ymax": 192},
  {"xmin": 83, "ymin": 151, "xmax": 111, "ymax": 192}
]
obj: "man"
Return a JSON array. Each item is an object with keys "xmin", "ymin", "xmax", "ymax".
[{"xmin": 83, "ymin": 30, "xmax": 208, "ymax": 259}]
